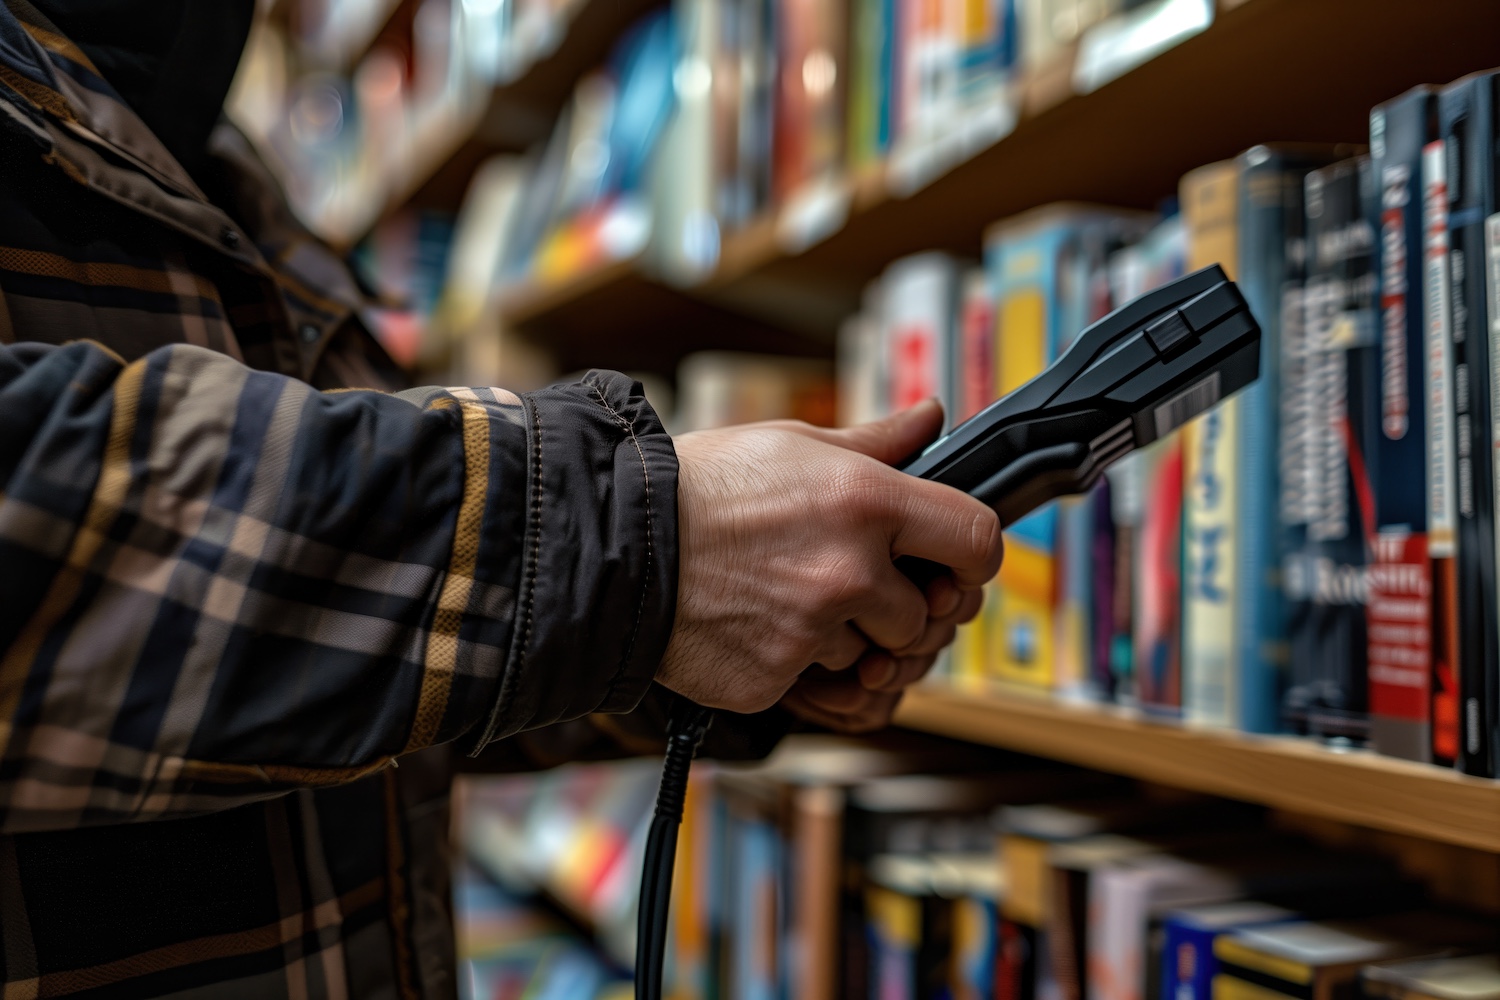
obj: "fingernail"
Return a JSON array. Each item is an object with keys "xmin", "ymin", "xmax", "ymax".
[{"xmin": 873, "ymin": 657, "xmax": 898, "ymax": 688}]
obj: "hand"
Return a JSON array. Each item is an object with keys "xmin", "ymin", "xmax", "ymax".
[
  {"xmin": 780, "ymin": 572, "xmax": 985, "ymax": 733},
  {"xmin": 658, "ymin": 400, "xmax": 1002, "ymax": 715}
]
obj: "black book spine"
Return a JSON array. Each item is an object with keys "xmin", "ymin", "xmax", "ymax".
[
  {"xmin": 1288, "ymin": 157, "xmax": 1380, "ymax": 744},
  {"xmin": 1439, "ymin": 72, "xmax": 1500, "ymax": 777}
]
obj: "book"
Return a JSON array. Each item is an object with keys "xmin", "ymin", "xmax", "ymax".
[
  {"xmin": 1095, "ymin": 844, "xmax": 1414, "ymax": 1000},
  {"xmin": 953, "ymin": 266, "xmax": 999, "ymax": 689},
  {"xmin": 675, "ymin": 352, "xmax": 835, "ymax": 431},
  {"xmin": 1436, "ymin": 71, "xmax": 1500, "ymax": 778},
  {"xmin": 846, "ymin": 0, "xmax": 895, "ymax": 171},
  {"xmin": 930, "ymin": 854, "xmax": 1005, "ymax": 1000},
  {"xmin": 984, "ymin": 205, "xmax": 1151, "ymax": 692},
  {"xmin": 865, "ymin": 854, "xmax": 957, "ymax": 1000},
  {"xmin": 882, "ymin": 252, "xmax": 962, "ymax": 424},
  {"xmin": 651, "ymin": 0, "xmax": 721, "ymax": 282},
  {"xmin": 1091, "ymin": 473, "xmax": 1123, "ymax": 699},
  {"xmin": 1214, "ymin": 914, "xmax": 1494, "ymax": 1000},
  {"xmin": 1423, "ymin": 119, "xmax": 1466, "ymax": 771},
  {"xmin": 1127, "ymin": 215, "xmax": 1188, "ymax": 714},
  {"xmin": 735, "ymin": 0, "xmax": 778, "ymax": 227},
  {"xmin": 1160, "ymin": 903, "xmax": 1299, "ymax": 1000},
  {"xmin": 773, "ymin": 0, "xmax": 848, "ymax": 205},
  {"xmin": 1282, "ymin": 156, "xmax": 1380, "ymax": 745},
  {"xmin": 1368, "ymin": 86, "xmax": 1453, "ymax": 765},
  {"xmin": 838, "ymin": 309, "xmax": 888, "ymax": 427},
  {"xmin": 1237, "ymin": 144, "xmax": 1340, "ymax": 732},
  {"xmin": 1180, "ymin": 159, "xmax": 1242, "ymax": 728},
  {"xmin": 1056, "ymin": 219, "xmax": 1142, "ymax": 701},
  {"xmin": 1089, "ymin": 853, "xmax": 1246, "ymax": 1000},
  {"xmin": 1133, "ymin": 435, "xmax": 1186, "ymax": 713}
]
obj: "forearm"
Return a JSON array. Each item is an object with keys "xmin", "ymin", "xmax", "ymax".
[{"xmin": 0, "ymin": 343, "xmax": 677, "ymax": 830}]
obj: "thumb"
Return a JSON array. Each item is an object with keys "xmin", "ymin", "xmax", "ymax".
[{"xmin": 789, "ymin": 398, "xmax": 945, "ymax": 465}]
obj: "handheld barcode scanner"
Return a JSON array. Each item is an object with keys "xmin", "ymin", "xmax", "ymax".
[
  {"xmin": 635, "ymin": 263, "xmax": 1262, "ymax": 1000},
  {"xmin": 899, "ymin": 263, "xmax": 1259, "ymax": 523}
]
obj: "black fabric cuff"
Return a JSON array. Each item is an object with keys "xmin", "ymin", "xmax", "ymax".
[{"xmin": 471, "ymin": 370, "xmax": 678, "ymax": 749}]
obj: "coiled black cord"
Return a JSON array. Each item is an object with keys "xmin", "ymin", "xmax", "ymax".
[{"xmin": 634, "ymin": 700, "xmax": 713, "ymax": 1000}]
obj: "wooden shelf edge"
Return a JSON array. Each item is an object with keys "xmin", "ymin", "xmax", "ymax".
[{"xmin": 894, "ymin": 685, "xmax": 1500, "ymax": 853}]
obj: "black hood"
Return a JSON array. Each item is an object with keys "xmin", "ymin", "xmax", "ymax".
[{"xmin": 31, "ymin": 0, "xmax": 256, "ymax": 181}]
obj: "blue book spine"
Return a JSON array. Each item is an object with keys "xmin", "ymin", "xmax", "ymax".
[
  {"xmin": 1160, "ymin": 921, "xmax": 1218, "ymax": 1000},
  {"xmin": 1236, "ymin": 146, "xmax": 1330, "ymax": 732}
]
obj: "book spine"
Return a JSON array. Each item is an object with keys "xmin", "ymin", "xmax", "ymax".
[
  {"xmin": 1091, "ymin": 475, "xmax": 1121, "ymax": 699},
  {"xmin": 952, "ymin": 268, "xmax": 996, "ymax": 689},
  {"xmin": 789, "ymin": 786, "xmax": 843, "ymax": 1000},
  {"xmin": 1424, "ymin": 136, "xmax": 1465, "ymax": 765},
  {"xmin": 1134, "ymin": 437, "xmax": 1185, "ymax": 712},
  {"xmin": 1180, "ymin": 160, "xmax": 1242, "ymax": 727},
  {"xmin": 1161, "ymin": 923, "xmax": 1219, "ymax": 1000},
  {"xmin": 1236, "ymin": 149, "xmax": 1319, "ymax": 732},
  {"xmin": 987, "ymin": 224, "xmax": 1065, "ymax": 690},
  {"xmin": 1283, "ymin": 158, "xmax": 1379, "ymax": 744},
  {"xmin": 996, "ymin": 918, "xmax": 1039, "ymax": 1000},
  {"xmin": 1135, "ymin": 218, "xmax": 1189, "ymax": 715},
  {"xmin": 953, "ymin": 893, "xmax": 1000, "ymax": 999},
  {"xmin": 866, "ymin": 883, "xmax": 921, "ymax": 1000},
  {"xmin": 1440, "ymin": 75, "xmax": 1500, "ymax": 777},
  {"xmin": 1368, "ymin": 89, "xmax": 1443, "ymax": 764},
  {"xmin": 883, "ymin": 253, "xmax": 958, "ymax": 421}
]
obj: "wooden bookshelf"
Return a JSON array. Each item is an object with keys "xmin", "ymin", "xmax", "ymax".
[
  {"xmin": 894, "ymin": 685, "xmax": 1500, "ymax": 853},
  {"xmin": 500, "ymin": 0, "xmax": 1500, "ymax": 356},
  {"xmin": 501, "ymin": 257, "xmax": 832, "ymax": 375}
]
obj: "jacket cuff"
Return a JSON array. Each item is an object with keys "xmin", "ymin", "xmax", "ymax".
[{"xmin": 471, "ymin": 370, "xmax": 677, "ymax": 749}]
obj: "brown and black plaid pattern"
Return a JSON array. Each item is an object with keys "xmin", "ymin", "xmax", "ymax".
[{"xmin": 0, "ymin": 2, "xmax": 699, "ymax": 996}]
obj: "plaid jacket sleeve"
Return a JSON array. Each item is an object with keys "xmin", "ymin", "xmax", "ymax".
[{"xmin": 0, "ymin": 340, "xmax": 678, "ymax": 833}]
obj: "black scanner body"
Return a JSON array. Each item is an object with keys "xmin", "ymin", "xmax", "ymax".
[{"xmin": 898, "ymin": 264, "xmax": 1261, "ymax": 527}]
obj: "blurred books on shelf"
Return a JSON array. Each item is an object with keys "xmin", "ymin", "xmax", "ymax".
[
  {"xmin": 455, "ymin": 736, "xmax": 1498, "ymax": 999},
  {"xmin": 833, "ymin": 58, "xmax": 1500, "ymax": 785},
  {"xmin": 454, "ymin": 862, "xmax": 630, "ymax": 1000}
]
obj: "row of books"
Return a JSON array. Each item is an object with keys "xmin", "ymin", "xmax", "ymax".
[
  {"xmin": 441, "ymin": 0, "xmax": 1215, "ymax": 296},
  {"xmin": 655, "ymin": 734, "xmax": 1499, "ymax": 1000},
  {"xmin": 228, "ymin": 0, "xmax": 582, "ymax": 241},
  {"xmin": 836, "ymin": 68, "xmax": 1500, "ymax": 778}
]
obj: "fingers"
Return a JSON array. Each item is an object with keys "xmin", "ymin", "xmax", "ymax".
[
  {"xmin": 857, "ymin": 650, "xmax": 939, "ymax": 693},
  {"xmin": 851, "ymin": 561, "xmax": 929, "ymax": 651},
  {"xmin": 893, "ymin": 586, "xmax": 983, "ymax": 658},
  {"xmin": 782, "ymin": 670, "xmax": 905, "ymax": 734},
  {"xmin": 927, "ymin": 573, "xmax": 963, "ymax": 618},
  {"xmin": 888, "ymin": 478, "xmax": 1003, "ymax": 589},
  {"xmin": 811, "ymin": 622, "xmax": 869, "ymax": 673},
  {"xmin": 781, "ymin": 399, "xmax": 945, "ymax": 465}
]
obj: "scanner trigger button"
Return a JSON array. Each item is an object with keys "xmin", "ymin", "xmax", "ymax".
[{"xmin": 1145, "ymin": 310, "xmax": 1193, "ymax": 357}]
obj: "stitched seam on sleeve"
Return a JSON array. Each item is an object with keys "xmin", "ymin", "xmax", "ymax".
[
  {"xmin": 586, "ymin": 377, "xmax": 653, "ymax": 694},
  {"xmin": 469, "ymin": 398, "xmax": 543, "ymax": 753}
]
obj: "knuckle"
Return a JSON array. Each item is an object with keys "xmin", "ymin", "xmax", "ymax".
[
  {"xmin": 770, "ymin": 623, "xmax": 820, "ymax": 671},
  {"xmin": 833, "ymin": 462, "xmax": 894, "ymax": 519},
  {"xmin": 805, "ymin": 556, "xmax": 874, "ymax": 611}
]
